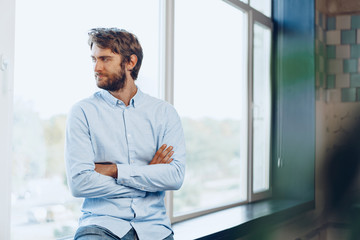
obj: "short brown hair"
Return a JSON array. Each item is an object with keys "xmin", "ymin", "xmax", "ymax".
[{"xmin": 88, "ymin": 28, "xmax": 143, "ymax": 80}]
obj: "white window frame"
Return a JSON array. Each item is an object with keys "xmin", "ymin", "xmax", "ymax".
[
  {"xmin": 161, "ymin": 0, "xmax": 274, "ymax": 223},
  {"xmin": 0, "ymin": 0, "xmax": 16, "ymax": 238},
  {"xmin": 248, "ymin": 6, "xmax": 273, "ymax": 203}
]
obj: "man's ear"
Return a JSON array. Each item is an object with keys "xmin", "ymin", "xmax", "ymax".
[{"xmin": 127, "ymin": 54, "xmax": 138, "ymax": 71}]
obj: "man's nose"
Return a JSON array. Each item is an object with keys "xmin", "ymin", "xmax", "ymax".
[{"xmin": 94, "ymin": 61, "xmax": 103, "ymax": 72}]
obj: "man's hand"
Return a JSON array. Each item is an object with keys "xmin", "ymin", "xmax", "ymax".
[
  {"xmin": 95, "ymin": 162, "xmax": 118, "ymax": 178},
  {"xmin": 150, "ymin": 144, "xmax": 174, "ymax": 165}
]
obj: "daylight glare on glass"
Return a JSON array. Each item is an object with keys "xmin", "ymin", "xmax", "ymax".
[
  {"xmin": 173, "ymin": 0, "xmax": 248, "ymax": 215},
  {"xmin": 12, "ymin": 0, "xmax": 160, "ymax": 239}
]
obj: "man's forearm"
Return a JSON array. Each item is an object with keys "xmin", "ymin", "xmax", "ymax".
[
  {"xmin": 68, "ymin": 169, "xmax": 146, "ymax": 199},
  {"xmin": 94, "ymin": 145, "xmax": 174, "ymax": 180},
  {"xmin": 95, "ymin": 163, "xmax": 118, "ymax": 178},
  {"xmin": 116, "ymin": 162, "xmax": 185, "ymax": 192}
]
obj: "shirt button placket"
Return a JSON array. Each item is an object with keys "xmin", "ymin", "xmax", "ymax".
[{"xmin": 124, "ymin": 108, "xmax": 135, "ymax": 165}]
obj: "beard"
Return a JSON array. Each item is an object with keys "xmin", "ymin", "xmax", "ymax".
[{"xmin": 95, "ymin": 61, "xmax": 126, "ymax": 91}]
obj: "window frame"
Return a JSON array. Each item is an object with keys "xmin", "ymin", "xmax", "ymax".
[
  {"xmin": 5, "ymin": 0, "xmax": 274, "ymax": 233},
  {"xmin": 0, "ymin": 0, "xmax": 15, "ymax": 239},
  {"xmin": 161, "ymin": 0, "xmax": 274, "ymax": 223},
  {"xmin": 249, "ymin": 9, "xmax": 274, "ymax": 202}
]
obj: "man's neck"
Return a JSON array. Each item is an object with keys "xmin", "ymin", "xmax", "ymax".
[{"xmin": 109, "ymin": 79, "xmax": 137, "ymax": 106}]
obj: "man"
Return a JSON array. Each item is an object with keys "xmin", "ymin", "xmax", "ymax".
[{"xmin": 65, "ymin": 28, "xmax": 186, "ymax": 240}]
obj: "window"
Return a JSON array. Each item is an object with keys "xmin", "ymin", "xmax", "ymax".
[
  {"xmin": 238, "ymin": 0, "xmax": 271, "ymax": 17},
  {"xmin": 252, "ymin": 22, "xmax": 272, "ymax": 195},
  {"xmin": 11, "ymin": 0, "xmax": 272, "ymax": 238},
  {"xmin": 250, "ymin": 0, "xmax": 271, "ymax": 17},
  {"xmin": 12, "ymin": 0, "xmax": 160, "ymax": 239},
  {"xmin": 172, "ymin": 0, "xmax": 248, "ymax": 220},
  {"xmin": 169, "ymin": 0, "xmax": 273, "ymax": 221}
]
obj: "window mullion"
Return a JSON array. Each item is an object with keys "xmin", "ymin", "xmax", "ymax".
[
  {"xmin": 251, "ymin": 12, "xmax": 273, "ymax": 201},
  {"xmin": 160, "ymin": 0, "xmax": 175, "ymax": 222},
  {"xmin": 0, "ymin": 0, "xmax": 15, "ymax": 238},
  {"xmin": 247, "ymin": 9, "xmax": 255, "ymax": 202},
  {"xmin": 0, "ymin": 74, "xmax": 13, "ymax": 240},
  {"xmin": 159, "ymin": 0, "xmax": 175, "ymax": 104}
]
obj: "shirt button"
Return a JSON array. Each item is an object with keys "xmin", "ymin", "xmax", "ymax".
[
  {"xmin": 131, "ymin": 160, "xmax": 134, "ymax": 164},
  {"xmin": 128, "ymin": 134, "xmax": 131, "ymax": 137}
]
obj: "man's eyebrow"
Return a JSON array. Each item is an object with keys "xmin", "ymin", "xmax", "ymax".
[{"xmin": 90, "ymin": 55, "xmax": 114, "ymax": 59}]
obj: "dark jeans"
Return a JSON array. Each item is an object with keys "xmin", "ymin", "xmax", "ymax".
[{"xmin": 74, "ymin": 225, "xmax": 174, "ymax": 240}]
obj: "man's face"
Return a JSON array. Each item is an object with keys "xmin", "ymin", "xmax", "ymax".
[{"xmin": 91, "ymin": 44, "xmax": 126, "ymax": 91}]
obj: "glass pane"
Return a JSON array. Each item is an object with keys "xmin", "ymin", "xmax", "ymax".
[
  {"xmin": 252, "ymin": 22, "xmax": 271, "ymax": 193},
  {"xmin": 250, "ymin": 0, "xmax": 271, "ymax": 17},
  {"xmin": 12, "ymin": 0, "xmax": 160, "ymax": 239},
  {"xmin": 174, "ymin": 0, "xmax": 248, "ymax": 215}
]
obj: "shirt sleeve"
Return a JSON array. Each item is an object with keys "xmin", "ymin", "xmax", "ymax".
[
  {"xmin": 65, "ymin": 103, "xmax": 146, "ymax": 199},
  {"xmin": 116, "ymin": 105, "xmax": 186, "ymax": 192}
]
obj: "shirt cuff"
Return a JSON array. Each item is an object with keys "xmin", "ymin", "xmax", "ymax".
[{"xmin": 116, "ymin": 164, "xmax": 131, "ymax": 185}]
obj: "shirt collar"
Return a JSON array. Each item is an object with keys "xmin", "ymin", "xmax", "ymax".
[
  {"xmin": 130, "ymin": 87, "xmax": 143, "ymax": 108},
  {"xmin": 100, "ymin": 86, "xmax": 144, "ymax": 108}
]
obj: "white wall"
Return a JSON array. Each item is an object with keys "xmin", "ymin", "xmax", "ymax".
[{"xmin": 0, "ymin": 0, "xmax": 15, "ymax": 238}]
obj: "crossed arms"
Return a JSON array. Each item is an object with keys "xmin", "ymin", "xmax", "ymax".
[
  {"xmin": 65, "ymin": 103, "xmax": 186, "ymax": 199},
  {"xmin": 95, "ymin": 144, "xmax": 175, "ymax": 178}
]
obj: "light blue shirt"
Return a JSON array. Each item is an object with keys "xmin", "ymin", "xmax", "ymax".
[{"xmin": 65, "ymin": 88, "xmax": 186, "ymax": 240}]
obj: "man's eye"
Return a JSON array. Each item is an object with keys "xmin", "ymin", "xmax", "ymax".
[{"xmin": 91, "ymin": 58, "xmax": 96, "ymax": 63}]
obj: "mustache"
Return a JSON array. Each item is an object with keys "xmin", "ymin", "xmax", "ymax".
[{"xmin": 95, "ymin": 73, "xmax": 107, "ymax": 78}]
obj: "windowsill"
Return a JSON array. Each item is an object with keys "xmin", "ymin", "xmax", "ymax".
[
  {"xmin": 58, "ymin": 199, "xmax": 313, "ymax": 240},
  {"xmin": 172, "ymin": 199, "xmax": 314, "ymax": 240}
]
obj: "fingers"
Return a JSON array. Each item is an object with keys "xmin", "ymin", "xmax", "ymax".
[
  {"xmin": 161, "ymin": 149, "xmax": 174, "ymax": 164},
  {"xmin": 150, "ymin": 144, "xmax": 167, "ymax": 164},
  {"xmin": 150, "ymin": 144, "xmax": 174, "ymax": 165},
  {"xmin": 152, "ymin": 144, "xmax": 167, "ymax": 161},
  {"xmin": 158, "ymin": 146, "xmax": 173, "ymax": 161}
]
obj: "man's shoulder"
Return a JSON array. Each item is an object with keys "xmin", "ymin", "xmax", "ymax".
[
  {"xmin": 140, "ymin": 94, "xmax": 180, "ymax": 122},
  {"xmin": 141, "ymin": 93, "xmax": 175, "ymax": 111},
  {"xmin": 69, "ymin": 92, "xmax": 103, "ymax": 113}
]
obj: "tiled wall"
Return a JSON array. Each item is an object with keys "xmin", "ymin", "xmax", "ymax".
[
  {"xmin": 316, "ymin": 10, "xmax": 360, "ymax": 151},
  {"xmin": 316, "ymin": 12, "xmax": 360, "ymax": 102},
  {"xmin": 315, "ymin": 10, "xmax": 327, "ymax": 101},
  {"xmin": 314, "ymin": 12, "xmax": 360, "ymax": 240}
]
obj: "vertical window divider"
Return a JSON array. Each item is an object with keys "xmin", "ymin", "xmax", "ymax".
[
  {"xmin": 251, "ymin": 10, "xmax": 274, "ymax": 201},
  {"xmin": 160, "ymin": 0, "xmax": 175, "ymax": 222},
  {"xmin": 159, "ymin": 0, "xmax": 175, "ymax": 104},
  {"xmin": 0, "ymin": 76, "xmax": 13, "ymax": 240},
  {"xmin": 0, "ymin": 1, "xmax": 15, "ymax": 238}
]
